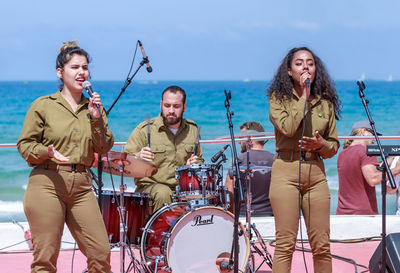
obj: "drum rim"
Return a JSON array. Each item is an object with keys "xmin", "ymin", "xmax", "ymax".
[
  {"xmin": 100, "ymin": 190, "xmax": 151, "ymax": 198},
  {"xmin": 140, "ymin": 202, "xmax": 190, "ymax": 270},
  {"xmin": 175, "ymin": 164, "xmax": 216, "ymax": 171},
  {"xmin": 164, "ymin": 206, "xmax": 250, "ymax": 272}
]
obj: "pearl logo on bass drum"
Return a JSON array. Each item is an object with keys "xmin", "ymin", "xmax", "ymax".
[{"xmin": 192, "ymin": 214, "xmax": 214, "ymax": 226}]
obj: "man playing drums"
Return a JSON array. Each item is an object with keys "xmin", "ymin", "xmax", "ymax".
[{"xmin": 124, "ymin": 85, "xmax": 203, "ymax": 212}]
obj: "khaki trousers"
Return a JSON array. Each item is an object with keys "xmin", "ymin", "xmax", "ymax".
[
  {"xmin": 269, "ymin": 158, "xmax": 331, "ymax": 273},
  {"xmin": 24, "ymin": 167, "xmax": 111, "ymax": 273},
  {"xmin": 135, "ymin": 183, "xmax": 173, "ymax": 213}
]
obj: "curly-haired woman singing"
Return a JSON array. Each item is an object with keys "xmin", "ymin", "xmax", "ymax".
[{"xmin": 267, "ymin": 47, "xmax": 341, "ymax": 273}]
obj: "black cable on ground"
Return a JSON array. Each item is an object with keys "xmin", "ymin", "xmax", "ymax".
[
  {"xmin": 267, "ymin": 237, "xmax": 379, "ymax": 273},
  {"xmin": 0, "ymin": 239, "xmax": 31, "ymax": 252}
]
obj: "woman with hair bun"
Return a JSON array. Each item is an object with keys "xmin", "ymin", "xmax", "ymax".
[
  {"xmin": 17, "ymin": 41, "xmax": 114, "ymax": 272},
  {"xmin": 267, "ymin": 47, "xmax": 341, "ymax": 273}
]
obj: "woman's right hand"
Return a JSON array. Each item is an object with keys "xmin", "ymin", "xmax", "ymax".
[
  {"xmin": 48, "ymin": 144, "xmax": 70, "ymax": 162},
  {"xmin": 300, "ymin": 71, "xmax": 312, "ymax": 99},
  {"xmin": 139, "ymin": 146, "xmax": 154, "ymax": 162}
]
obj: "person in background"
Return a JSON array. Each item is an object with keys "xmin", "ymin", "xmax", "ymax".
[
  {"xmin": 225, "ymin": 121, "xmax": 275, "ymax": 216},
  {"xmin": 17, "ymin": 41, "xmax": 114, "ymax": 272},
  {"xmin": 337, "ymin": 120, "xmax": 400, "ymax": 214},
  {"xmin": 387, "ymin": 156, "xmax": 400, "ymax": 215},
  {"xmin": 268, "ymin": 46, "xmax": 341, "ymax": 273},
  {"xmin": 124, "ymin": 85, "xmax": 203, "ymax": 212}
]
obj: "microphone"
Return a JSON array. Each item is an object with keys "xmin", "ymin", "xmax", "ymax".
[
  {"xmin": 219, "ymin": 260, "xmax": 233, "ymax": 270},
  {"xmin": 138, "ymin": 40, "xmax": 153, "ymax": 73},
  {"xmin": 305, "ymin": 78, "xmax": 310, "ymax": 88},
  {"xmin": 211, "ymin": 144, "xmax": 229, "ymax": 163},
  {"xmin": 82, "ymin": 81, "xmax": 100, "ymax": 109}
]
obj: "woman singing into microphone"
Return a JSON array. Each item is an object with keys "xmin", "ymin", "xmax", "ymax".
[
  {"xmin": 267, "ymin": 47, "xmax": 341, "ymax": 273},
  {"xmin": 17, "ymin": 41, "xmax": 114, "ymax": 272}
]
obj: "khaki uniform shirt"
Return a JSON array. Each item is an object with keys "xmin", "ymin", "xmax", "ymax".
[
  {"xmin": 269, "ymin": 92, "xmax": 339, "ymax": 159},
  {"xmin": 124, "ymin": 114, "xmax": 203, "ymax": 188},
  {"xmin": 17, "ymin": 90, "xmax": 114, "ymax": 166}
]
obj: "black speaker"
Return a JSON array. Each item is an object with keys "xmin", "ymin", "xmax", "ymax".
[{"xmin": 369, "ymin": 233, "xmax": 400, "ymax": 273}]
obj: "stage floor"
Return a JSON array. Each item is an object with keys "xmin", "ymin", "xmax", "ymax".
[{"xmin": 0, "ymin": 239, "xmax": 380, "ymax": 273}]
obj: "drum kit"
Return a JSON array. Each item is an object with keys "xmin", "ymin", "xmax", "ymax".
[{"xmin": 93, "ymin": 131, "xmax": 273, "ymax": 273}]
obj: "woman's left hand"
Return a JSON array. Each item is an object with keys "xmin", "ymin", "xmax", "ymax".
[
  {"xmin": 88, "ymin": 92, "xmax": 102, "ymax": 119},
  {"xmin": 299, "ymin": 130, "xmax": 325, "ymax": 151}
]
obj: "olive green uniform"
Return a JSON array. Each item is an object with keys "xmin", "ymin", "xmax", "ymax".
[
  {"xmin": 124, "ymin": 114, "xmax": 203, "ymax": 211},
  {"xmin": 17, "ymin": 91, "xmax": 114, "ymax": 273},
  {"xmin": 269, "ymin": 92, "xmax": 339, "ymax": 273}
]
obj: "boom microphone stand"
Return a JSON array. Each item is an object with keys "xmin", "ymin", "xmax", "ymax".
[
  {"xmin": 94, "ymin": 41, "xmax": 151, "ymax": 273},
  {"xmin": 97, "ymin": 40, "xmax": 151, "ymax": 208},
  {"xmin": 223, "ymin": 90, "xmax": 245, "ymax": 273},
  {"xmin": 357, "ymin": 81, "xmax": 396, "ymax": 273}
]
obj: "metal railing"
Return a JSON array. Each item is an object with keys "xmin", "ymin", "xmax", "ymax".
[{"xmin": 2, "ymin": 135, "xmax": 400, "ymax": 148}]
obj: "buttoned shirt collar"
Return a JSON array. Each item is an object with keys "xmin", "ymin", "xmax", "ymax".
[{"xmin": 49, "ymin": 90, "xmax": 89, "ymax": 115}]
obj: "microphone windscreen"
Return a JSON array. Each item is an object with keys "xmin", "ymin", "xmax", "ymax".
[{"xmin": 82, "ymin": 81, "xmax": 91, "ymax": 89}]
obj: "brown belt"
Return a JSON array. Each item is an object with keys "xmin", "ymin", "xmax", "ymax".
[
  {"xmin": 277, "ymin": 151, "xmax": 320, "ymax": 162},
  {"xmin": 36, "ymin": 163, "xmax": 88, "ymax": 172}
]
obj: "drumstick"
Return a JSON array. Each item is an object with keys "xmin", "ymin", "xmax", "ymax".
[
  {"xmin": 193, "ymin": 127, "xmax": 200, "ymax": 155},
  {"xmin": 146, "ymin": 116, "xmax": 151, "ymax": 148}
]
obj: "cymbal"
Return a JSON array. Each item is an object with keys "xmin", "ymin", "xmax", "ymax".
[
  {"xmin": 230, "ymin": 164, "xmax": 272, "ymax": 172},
  {"xmin": 214, "ymin": 131, "xmax": 274, "ymax": 140},
  {"xmin": 93, "ymin": 151, "xmax": 157, "ymax": 178}
]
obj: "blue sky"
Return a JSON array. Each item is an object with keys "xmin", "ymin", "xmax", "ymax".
[{"xmin": 1, "ymin": 0, "xmax": 400, "ymax": 81}]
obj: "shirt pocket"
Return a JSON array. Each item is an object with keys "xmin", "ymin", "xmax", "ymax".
[
  {"xmin": 312, "ymin": 111, "xmax": 330, "ymax": 134},
  {"xmin": 182, "ymin": 144, "xmax": 195, "ymax": 163},
  {"xmin": 184, "ymin": 144, "xmax": 195, "ymax": 154},
  {"xmin": 152, "ymin": 144, "xmax": 167, "ymax": 166}
]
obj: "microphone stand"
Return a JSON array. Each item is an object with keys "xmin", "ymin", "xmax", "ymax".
[
  {"xmin": 357, "ymin": 81, "xmax": 396, "ymax": 273},
  {"xmin": 224, "ymin": 90, "xmax": 245, "ymax": 273},
  {"xmin": 106, "ymin": 58, "xmax": 148, "ymax": 116},
  {"xmin": 95, "ymin": 49, "xmax": 148, "ymax": 208}
]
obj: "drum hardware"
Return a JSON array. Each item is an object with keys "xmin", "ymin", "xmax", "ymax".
[
  {"xmin": 175, "ymin": 164, "xmax": 219, "ymax": 203},
  {"xmin": 140, "ymin": 203, "xmax": 249, "ymax": 273},
  {"xmin": 116, "ymin": 157, "xmax": 140, "ymax": 273},
  {"xmin": 98, "ymin": 151, "xmax": 157, "ymax": 273},
  {"xmin": 239, "ymin": 136, "xmax": 273, "ymax": 272}
]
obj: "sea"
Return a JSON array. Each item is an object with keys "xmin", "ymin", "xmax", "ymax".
[{"xmin": 1, "ymin": 80, "xmax": 399, "ymax": 222}]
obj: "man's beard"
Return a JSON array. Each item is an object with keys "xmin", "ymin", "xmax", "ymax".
[{"xmin": 162, "ymin": 112, "xmax": 182, "ymax": 126}]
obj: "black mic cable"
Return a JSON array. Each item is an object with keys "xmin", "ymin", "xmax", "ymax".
[
  {"xmin": 298, "ymin": 78, "xmax": 311, "ymax": 273},
  {"xmin": 82, "ymin": 81, "xmax": 139, "ymax": 268}
]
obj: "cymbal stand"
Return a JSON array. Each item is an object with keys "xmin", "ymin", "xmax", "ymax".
[
  {"xmin": 223, "ymin": 90, "xmax": 245, "ymax": 273},
  {"xmin": 118, "ymin": 161, "xmax": 128, "ymax": 273},
  {"xmin": 242, "ymin": 139, "xmax": 273, "ymax": 272},
  {"xmin": 116, "ymin": 162, "xmax": 145, "ymax": 273},
  {"xmin": 244, "ymin": 137, "xmax": 252, "ymax": 239}
]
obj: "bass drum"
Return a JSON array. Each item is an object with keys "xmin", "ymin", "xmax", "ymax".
[{"xmin": 140, "ymin": 203, "xmax": 249, "ymax": 273}]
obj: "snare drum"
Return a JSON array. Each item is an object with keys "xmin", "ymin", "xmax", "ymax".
[
  {"xmin": 100, "ymin": 190, "xmax": 152, "ymax": 245},
  {"xmin": 175, "ymin": 164, "xmax": 218, "ymax": 201},
  {"xmin": 141, "ymin": 203, "xmax": 249, "ymax": 273}
]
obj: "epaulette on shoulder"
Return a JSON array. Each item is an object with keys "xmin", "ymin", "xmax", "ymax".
[
  {"xmin": 138, "ymin": 118, "xmax": 155, "ymax": 129},
  {"xmin": 185, "ymin": 118, "xmax": 198, "ymax": 127},
  {"xmin": 33, "ymin": 95, "xmax": 52, "ymax": 105}
]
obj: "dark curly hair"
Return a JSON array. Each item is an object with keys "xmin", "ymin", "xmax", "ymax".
[{"xmin": 267, "ymin": 47, "xmax": 341, "ymax": 119}]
